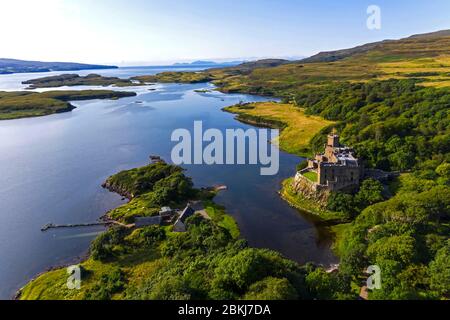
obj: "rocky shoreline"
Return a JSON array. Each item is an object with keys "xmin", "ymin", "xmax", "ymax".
[{"xmin": 101, "ymin": 180, "xmax": 134, "ymax": 200}]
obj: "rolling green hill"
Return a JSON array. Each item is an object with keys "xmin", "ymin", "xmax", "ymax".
[{"xmin": 146, "ymin": 30, "xmax": 450, "ymax": 95}]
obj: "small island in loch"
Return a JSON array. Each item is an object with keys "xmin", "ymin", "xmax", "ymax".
[
  {"xmin": 22, "ymin": 73, "xmax": 144, "ymax": 89},
  {"xmin": 0, "ymin": 90, "xmax": 137, "ymax": 120}
]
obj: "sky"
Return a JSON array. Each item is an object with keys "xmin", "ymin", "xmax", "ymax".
[{"xmin": 1, "ymin": 0, "xmax": 449, "ymax": 65}]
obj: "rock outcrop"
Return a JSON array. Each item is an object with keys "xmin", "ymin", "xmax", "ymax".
[{"xmin": 292, "ymin": 173, "xmax": 330, "ymax": 208}]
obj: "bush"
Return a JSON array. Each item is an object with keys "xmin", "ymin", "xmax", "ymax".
[
  {"xmin": 243, "ymin": 277, "xmax": 298, "ymax": 300},
  {"xmin": 355, "ymin": 179, "xmax": 385, "ymax": 209},
  {"xmin": 327, "ymin": 192, "xmax": 357, "ymax": 219},
  {"xmin": 90, "ymin": 227, "xmax": 127, "ymax": 261},
  {"xmin": 429, "ymin": 242, "xmax": 450, "ymax": 296},
  {"xmin": 84, "ymin": 268, "xmax": 125, "ymax": 300}
]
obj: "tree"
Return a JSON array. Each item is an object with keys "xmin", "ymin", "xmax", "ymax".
[
  {"xmin": 435, "ymin": 162, "xmax": 450, "ymax": 178},
  {"xmin": 436, "ymin": 162, "xmax": 450, "ymax": 186},
  {"xmin": 327, "ymin": 192, "xmax": 357, "ymax": 218},
  {"xmin": 429, "ymin": 243, "xmax": 450, "ymax": 296},
  {"xmin": 305, "ymin": 268, "xmax": 351, "ymax": 300},
  {"xmin": 243, "ymin": 277, "xmax": 298, "ymax": 300},
  {"xmin": 84, "ymin": 267, "xmax": 125, "ymax": 300},
  {"xmin": 367, "ymin": 235, "xmax": 416, "ymax": 267},
  {"xmin": 212, "ymin": 248, "xmax": 302, "ymax": 296},
  {"xmin": 355, "ymin": 179, "xmax": 384, "ymax": 209},
  {"xmin": 339, "ymin": 241, "xmax": 367, "ymax": 278},
  {"xmin": 90, "ymin": 227, "xmax": 127, "ymax": 261}
]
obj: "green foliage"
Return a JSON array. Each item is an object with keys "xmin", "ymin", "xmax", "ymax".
[
  {"xmin": 124, "ymin": 221, "xmax": 308, "ymax": 300},
  {"xmin": 84, "ymin": 267, "xmax": 126, "ymax": 300},
  {"xmin": 126, "ymin": 225, "xmax": 166, "ymax": 247},
  {"xmin": 355, "ymin": 179, "xmax": 385, "ymax": 208},
  {"xmin": 429, "ymin": 242, "xmax": 450, "ymax": 297},
  {"xmin": 339, "ymin": 172, "xmax": 450, "ymax": 299},
  {"xmin": 295, "ymin": 80, "xmax": 450, "ymax": 172},
  {"xmin": 281, "ymin": 178, "xmax": 350, "ymax": 223},
  {"xmin": 327, "ymin": 192, "xmax": 357, "ymax": 219},
  {"xmin": 243, "ymin": 277, "xmax": 298, "ymax": 300},
  {"xmin": 90, "ymin": 227, "xmax": 127, "ymax": 262},
  {"xmin": 326, "ymin": 179, "xmax": 385, "ymax": 220},
  {"xmin": 436, "ymin": 162, "xmax": 450, "ymax": 185},
  {"xmin": 304, "ymin": 267, "xmax": 353, "ymax": 300},
  {"xmin": 214, "ymin": 249, "xmax": 285, "ymax": 293},
  {"xmin": 367, "ymin": 235, "xmax": 416, "ymax": 266},
  {"xmin": 104, "ymin": 162, "xmax": 194, "ymax": 199},
  {"xmin": 105, "ymin": 163, "xmax": 196, "ymax": 222},
  {"xmin": 204, "ymin": 201, "xmax": 240, "ymax": 238},
  {"xmin": 20, "ymin": 32, "xmax": 450, "ymax": 300},
  {"xmin": 161, "ymin": 217, "xmax": 232, "ymax": 258}
]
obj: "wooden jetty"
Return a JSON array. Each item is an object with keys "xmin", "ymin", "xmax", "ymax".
[
  {"xmin": 41, "ymin": 221, "xmax": 113, "ymax": 232},
  {"xmin": 41, "ymin": 220, "xmax": 132, "ymax": 232}
]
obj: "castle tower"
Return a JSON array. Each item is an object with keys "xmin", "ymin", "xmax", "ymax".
[{"xmin": 327, "ymin": 134, "xmax": 340, "ymax": 148}]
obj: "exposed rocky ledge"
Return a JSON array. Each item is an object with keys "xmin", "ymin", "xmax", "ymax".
[{"xmin": 292, "ymin": 173, "xmax": 330, "ymax": 207}]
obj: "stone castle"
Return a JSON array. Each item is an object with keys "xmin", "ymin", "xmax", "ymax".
[{"xmin": 296, "ymin": 134, "xmax": 363, "ymax": 192}]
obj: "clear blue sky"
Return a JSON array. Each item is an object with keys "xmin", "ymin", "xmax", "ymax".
[{"xmin": 1, "ymin": 0, "xmax": 449, "ymax": 65}]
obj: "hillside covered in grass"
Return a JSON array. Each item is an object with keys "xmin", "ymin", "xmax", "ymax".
[
  {"xmin": 0, "ymin": 90, "xmax": 136, "ymax": 120},
  {"xmin": 145, "ymin": 30, "xmax": 450, "ymax": 96}
]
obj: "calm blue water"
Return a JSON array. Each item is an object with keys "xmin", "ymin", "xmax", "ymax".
[{"xmin": 0, "ymin": 67, "xmax": 337, "ymax": 299}]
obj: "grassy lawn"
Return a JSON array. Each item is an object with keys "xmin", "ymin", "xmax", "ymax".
[
  {"xmin": 224, "ymin": 102, "xmax": 335, "ymax": 156},
  {"xmin": 303, "ymin": 171, "xmax": 318, "ymax": 183}
]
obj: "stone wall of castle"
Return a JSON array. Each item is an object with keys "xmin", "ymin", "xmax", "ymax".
[
  {"xmin": 293, "ymin": 173, "xmax": 331, "ymax": 206},
  {"xmin": 318, "ymin": 164, "xmax": 361, "ymax": 191}
]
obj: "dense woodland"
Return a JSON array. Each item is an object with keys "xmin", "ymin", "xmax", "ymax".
[
  {"xmin": 296, "ymin": 80, "xmax": 450, "ymax": 172},
  {"xmin": 292, "ymin": 79, "xmax": 450, "ymax": 299}
]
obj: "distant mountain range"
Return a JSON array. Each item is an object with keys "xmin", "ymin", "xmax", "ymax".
[
  {"xmin": 0, "ymin": 58, "xmax": 117, "ymax": 75},
  {"xmin": 172, "ymin": 60, "xmax": 243, "ymax": 67}
]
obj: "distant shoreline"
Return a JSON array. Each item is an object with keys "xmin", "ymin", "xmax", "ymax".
[{"xmin": 0, "ymin": 58, "xmax": 117, "ymax": 76}]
